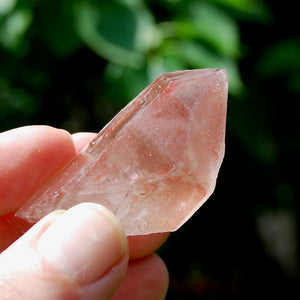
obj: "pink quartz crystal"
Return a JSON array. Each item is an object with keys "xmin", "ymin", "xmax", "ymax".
[{"xmin": 16, "ymin": 69, "xmax": 228, "ymax": 235}]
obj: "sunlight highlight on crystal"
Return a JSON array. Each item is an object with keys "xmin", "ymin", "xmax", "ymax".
[{"xmin": 16, "ymin": 69, "xmax": 228, "ymax": 235}]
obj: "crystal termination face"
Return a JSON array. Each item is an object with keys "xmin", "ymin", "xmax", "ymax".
[{"xmin": 16, "ymin": 69, "xmax": 228, "ymax": 235}]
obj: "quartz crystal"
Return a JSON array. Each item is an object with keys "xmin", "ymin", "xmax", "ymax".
[{"xmin": 16, "ymin": 69, "xmax": 228, "ymax": 235}]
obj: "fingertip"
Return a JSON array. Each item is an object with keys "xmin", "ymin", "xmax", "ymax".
[
  {"xmin": 0, "ymin": 203, "xmax": 130, "ymax": 300},
  {"xmin": 128, "ymin": 232, "xmax": 170, "ymax": 260},
  {"xmin": 37, "ymin": 203, "xmax": 128, "ymax": 284},
  {"xmin": 112, "ymin": 254, "xmax": 169, "ymax": 300},
  {"xmin": 72, "ymin": 132, "xmax": 97, "ymax": 153},
  {"xmin": 0, "ymin": 125, "xmax": 76, "ymax": 215}
]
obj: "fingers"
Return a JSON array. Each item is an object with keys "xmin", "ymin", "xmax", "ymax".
[
  {"xmin": 72, "ymin": 132, "xmax": 170, "ymax": 260},
  {"xmin": 0, "ymin": 125, "xmax": 169, "ymax": 262},
  {"xmin": 128, "ymin": 233, "xmax": 170, "ymax": 260},
  {"xmin": 0, "ymin": 126, "xmax": 75, "ymax": 215},
  {"xmin": 0, "ymin": 126, "xmax": 170, "ymax": 298},
  {"xmin": 72, "ymin": 132, "xmax": 97, "ymax": 153},
  {"xmin": 0, "ymin": 213, "xmax": 33, "ymax": 252},
  {"xmin": 0, "ymin": 203, "xmax": 129, "ymax": 300},
  {"xmin": 112, "ymin": 254, "xmax": 169, "ymax": 300},
  {"xmin": 0, "ymin": 203, "xmax": 169, "ymax": 300},
  {"xmin": 0, "ymin": 127, "xmax": 92, "ymax": 251}
]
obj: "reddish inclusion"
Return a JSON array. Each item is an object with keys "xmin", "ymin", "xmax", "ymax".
[{"xmin": 16, "ymin": 69, "xmax": 228, "ymax": 236}]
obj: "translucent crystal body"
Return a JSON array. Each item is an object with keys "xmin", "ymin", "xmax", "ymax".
[{"xmin": 16, "ymin": 69, "xmax": 228, "ymax": 235}]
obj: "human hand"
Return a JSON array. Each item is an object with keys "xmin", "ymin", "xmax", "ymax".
[{"xmin": 0, "ymin": 126, "xmax": 169, "ymax": 299}]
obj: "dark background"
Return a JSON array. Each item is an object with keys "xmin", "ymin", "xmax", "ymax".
[{"xmin": 1, "ymin": 0, "xmax": 299, "ymax": 298}]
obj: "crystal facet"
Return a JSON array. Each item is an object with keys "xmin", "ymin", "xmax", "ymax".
[{"xmin": 16, "ymin": 69, "xmax": 228, "ymax": 235}]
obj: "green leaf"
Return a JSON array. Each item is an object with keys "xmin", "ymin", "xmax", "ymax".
[
  {"xmin": 74, "ymin": 0, "xmax": 157, "ymax": 68},
  {"xmin": 185, "ymin": 2, "xmax": 240, "ymax": 58},
  {"xmin": 0, "ymin": 8, "xmax": 32, "ymax": 53},
  {"xmin": 0, "ymin": 0, "xmax": 17, "ymax": 15},
  {"xmin": 105, "ymin": 64, "xmax": 149, "ymax": 102},
  {"xmin": 209, "ymin": 0, "xmax": 271, "ymax": 22},
  {"xmin": 163, "ymin": 40, "xmax": 244, "ymax": 95},
  {"xmin": 147, "ymin": 54, "xmax": 185, "ymax": 81}
]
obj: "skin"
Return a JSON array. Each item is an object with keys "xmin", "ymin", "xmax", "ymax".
[{"xmin": 0, "ymin": 125, "xmax": 169, "ymax": 300}]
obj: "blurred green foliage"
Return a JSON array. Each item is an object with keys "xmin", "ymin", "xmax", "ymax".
[
  {"xmin": 0, "ymin": 0, "xmax": 299, "ymax": 298},
  {"xmin": 1, "ymin": 0, "xmax": 298, "ymax": 161},
  {"xmin": 0, "ymin": 0, "xmax": 267, "ymax": 131}
]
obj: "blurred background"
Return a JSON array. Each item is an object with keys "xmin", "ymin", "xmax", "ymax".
[{"xmin": 0, "ymin": 0, "xmax": 299, "ymax": 298}]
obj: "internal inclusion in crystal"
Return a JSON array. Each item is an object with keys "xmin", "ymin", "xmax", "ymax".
[{"xmin": 16, "ymin": 69, "xmax": 228, "ymax": 236}]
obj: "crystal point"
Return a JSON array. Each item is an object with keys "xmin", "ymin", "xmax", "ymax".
[{"xmin": 16, "ymin": 69, "xmax": 228, "ymax": 235}]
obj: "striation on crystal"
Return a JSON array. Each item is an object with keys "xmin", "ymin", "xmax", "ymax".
[{"xmin": 15, "ymin": 69, "xmax": 228, "ymax": 235}]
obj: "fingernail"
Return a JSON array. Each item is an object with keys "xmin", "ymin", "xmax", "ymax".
[{"xmin": 37, "ymin": 203, "xmax": 128, "ymax": 284}]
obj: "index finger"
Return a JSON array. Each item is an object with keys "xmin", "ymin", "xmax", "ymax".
[
  {"xmin": 0, "ymin": 126, "xmax": 76, "ymax": 216},
  {"xmin": 0, "ymin": 126, "xmax": 169, "ymax": 257}
]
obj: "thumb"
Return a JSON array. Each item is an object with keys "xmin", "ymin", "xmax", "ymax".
[{"xmin": 0, "ymin": 203, "xmax": 129, "ymax": 300}]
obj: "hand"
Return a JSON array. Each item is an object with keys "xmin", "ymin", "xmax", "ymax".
[{"xmin": 0, "ymin": 126, "xmax": 169, "ymax": 299}]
